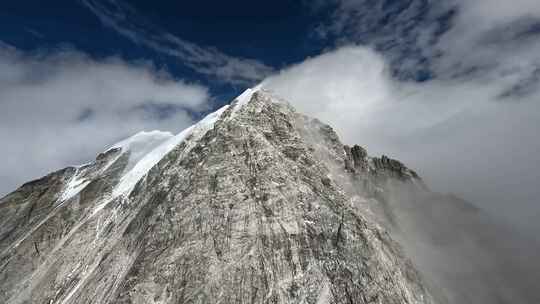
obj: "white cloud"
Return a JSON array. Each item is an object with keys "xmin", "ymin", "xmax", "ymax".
[
  {"xmin": 316, "ymin": 0, "xmax": 540, "ymax": 96},
  {"xmin": 456, "ymin": 0, "xmax": 540, "ymax": 29},
  {"xmin": 81, "ymin": 0, "xmax": 274, "ymax": 85},
  {"xmin": 434, "ymin": 0, "xmax": 540, "ymax": 86},
  {"xmin": 263, "ymin": 46, "xmax": 540, "ymax": 235},
  {"xmin": 301, "ymin": 0, "xmax": 540, "ymax": 236},
  {"xmin": 0, "ymin": 46, "xmax": 209, "ymax": 196}
]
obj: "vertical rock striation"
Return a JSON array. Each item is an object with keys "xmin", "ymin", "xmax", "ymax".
[{"xmin": 0, "ymin": 89, "xmax": 438, "ymax": 303}]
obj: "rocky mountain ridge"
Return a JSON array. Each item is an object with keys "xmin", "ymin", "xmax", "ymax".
[
  {"xmin": 0, "ymin": 88, "xmax": 436, "ymax": 304},
  {"xmin": 1, "ymin": 88, "xmax": 539, "ymax": 304}
]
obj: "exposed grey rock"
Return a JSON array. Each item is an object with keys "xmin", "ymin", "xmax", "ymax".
[
  {"xmin": 344, "ymin": 145, "xmax": 367, "ymax": 173},
  {"xmin": 0, "ymin": 89, "xmax": 436, "ymax": 304},
  {"xmin": 371, "ymin": 155, "xmax": 419, "ymax": 180},
  {"xmin": 331, "ymin": 143, "xmax": 540, "ymax": 303},
  {"xmin": 373, "ymin": 181, "xmax": 540, "ymax": 304},
  {"xmin": 3, "ymin": 88, "xmax": 540, "ymax": 304}
]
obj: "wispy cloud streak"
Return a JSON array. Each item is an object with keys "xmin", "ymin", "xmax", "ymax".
[
  {"xmin": 312, "ymin": 0, "xmax": 540, "ymax": 98},
  {"xmin": 81, "ymin": 0, "xmax": 274, "ymax": 86}
]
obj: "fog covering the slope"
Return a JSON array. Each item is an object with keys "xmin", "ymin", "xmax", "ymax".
[
  {"xmin": 0, "ymin": 88, "xmax": 436, "ymax": 304},
  {"xmin": 292, "ymin": 100, "xmax": 540, "ymax": 304},
  {"xmin": 262, "ymin": 46, "xmax": 540, "ymax": 242},
  {"xmin": 383, "ymin": 182, "xmax": 540, "ymax": 304}
]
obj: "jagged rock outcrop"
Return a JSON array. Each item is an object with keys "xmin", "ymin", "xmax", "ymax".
[
  {"xmin": 344, "ymin": 144, "xmax": 419, "ymax": 181},
  {"xmin": 371, "ymin": 155, "xmax": 419, "ymax": 180},
  {"xmin": 0, "ymin": 89, "xmax": 436, "ymax": 304}
]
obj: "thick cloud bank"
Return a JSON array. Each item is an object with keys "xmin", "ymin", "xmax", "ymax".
[
  {"xmin": 263, "ymin": 46, "xmax": 540, "ymax": 237},
  {"xmin": 0, "ymin": 46, "xmax": 209, "ymax": 196}
]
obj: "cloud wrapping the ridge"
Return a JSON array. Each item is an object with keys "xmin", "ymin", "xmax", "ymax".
[
  {"xmin": 298, "ymin": 0, "xmax": 540, "ymax": 237},
  {"xmin": 0, "ymin": 46, "xmax": 209, "ymax": 196},
  {"xmin": 80, "ymin": 0, "xmax": 274, "ymax": 85},
  {"xmin": 263, "ymin": 46, "xmax": 540, "ymax": 235}
]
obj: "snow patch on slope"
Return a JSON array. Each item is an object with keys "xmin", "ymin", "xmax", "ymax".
[
  {"xmin": 112, "ymin": 105, "xmax": 230, "ymax": 198},
  {"xmin": 62, "ymin": 86, "xmax": 251, "ymax": 210},
  {"xmin": 230, "ymin": 84, "xmax": 263, "ymax": 117},
  {"xmin": 59, "ymin": 85, "xmax": 270, "ymax": 205},
  {"xmin": 108, "ymin": 130, "xmax": 174, "ymax": 173},
  {"xmin": 58, "ymin": 131, "xmax": 173, "ymax": 203},
  {"xmin": 59, "ymin": 175, "xmax": 90, "ymax": 202}
]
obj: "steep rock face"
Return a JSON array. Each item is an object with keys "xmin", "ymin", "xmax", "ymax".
[
  {"xmin": 324, "ymin": 139, "xmax": 540, "ymax": 303},
  {"xmin": 307, "ymin": 112, "xmax": 540, "ymax": 304},
  {"xmin": 0, "ymin": 89, "xmax": 435, "ymax": 304}
]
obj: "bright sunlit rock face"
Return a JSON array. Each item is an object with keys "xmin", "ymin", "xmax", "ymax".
[
  {"xmin": 0, "ymin": 90, "xmax": 436, "ymax": 304},
  {"xmin": 2, "ymin": 1, "xmax": 540, "ymax": 303},
  {"xmin": 3, "ymin": 89, "xmax": 538, "ymax": 304}
]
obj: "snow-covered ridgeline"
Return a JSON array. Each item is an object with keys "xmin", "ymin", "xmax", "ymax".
[
  {"xmin": 58, "ymin": 131, "xmax": 173, "ymax": 202},
  {"xmin": 112, "ymin": 104, "xmax": 230, "ymax": 198},
  {"xmin": 112, "ymin": 85, "xmax": 269, "ymax": 199},
  {"xmin": 60, "ymin": 86, "xmax": 265, "ymax": 204},
  {"xmin": 107, "ymin": 130, "xmax": 174, "ymax": 172},
  {"xmin": 89, "ymin": 104, "xmax": 229, "ymax": 214},
  {"xmin": 230, "ymin": 84, "xmax": 262, "ymax": 117}
]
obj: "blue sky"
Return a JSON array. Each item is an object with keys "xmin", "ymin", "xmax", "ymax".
[
  {"xmin": 1, "ymin": 0, "xmax": 540, "ymax": 237},
  {"xmin": 1, "ymin": 1, "xmax": 324, "ymax": 102},
  {"xmin": 0, "ymin": 1, "xmax": 454, "ymax": 95}
]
